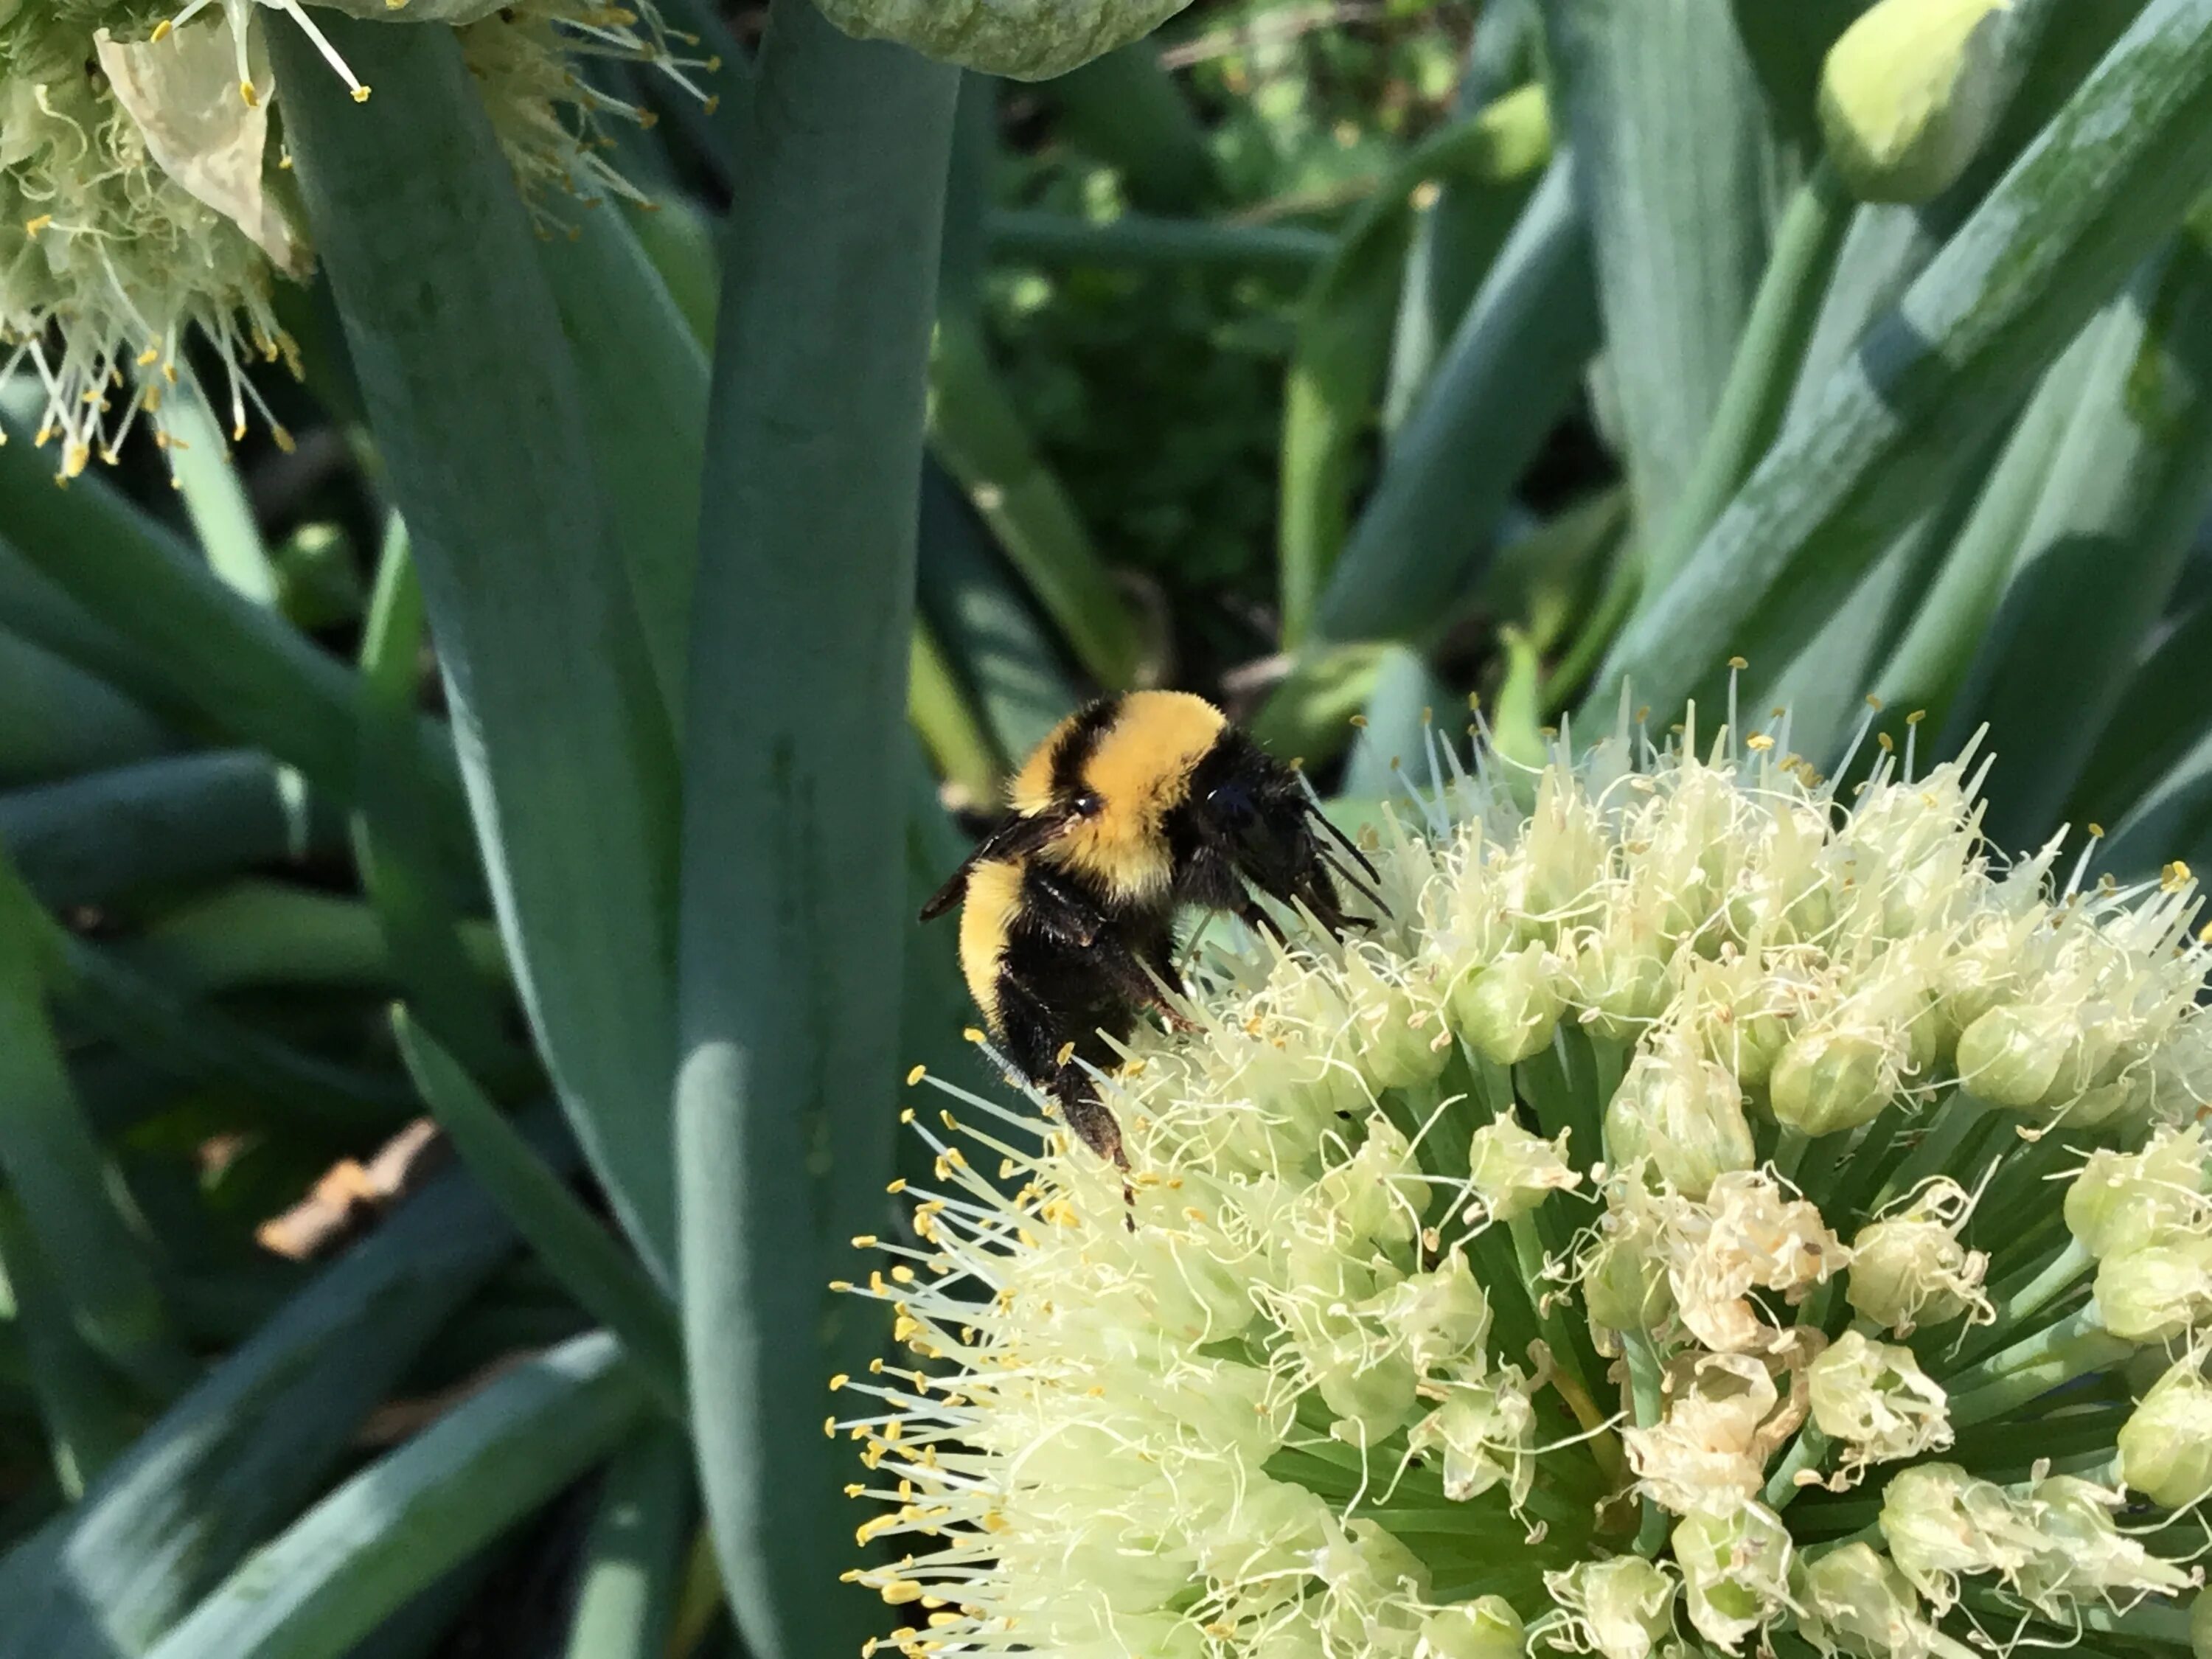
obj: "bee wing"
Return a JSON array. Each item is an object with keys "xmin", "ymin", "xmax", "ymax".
[{"xmin": 916, "ymin": 810, "xmax": 1074, "ymax": 922}]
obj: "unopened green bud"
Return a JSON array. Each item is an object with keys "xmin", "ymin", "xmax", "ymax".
[
  {"xmin": 2099, "ymin": 1239, "xmax": 2212, "ymax": 1343},
  {"xmin": 1955, "ymin": 1001, "xmax": 2075, "ymax": 1110},
  {"xmin": 1772, "ymin": 1026, "xmax": 1896, "ymax": 1136},
  {"xmin": 1607, "ymin": 1041, "xmax": 1754, "ymax": 1200},
  {"xmin": 812, "ymin": 0, "xmax": 1193, "ymax": 77},
  {"xmin": 1417, "ymin": 1597, "xmax": 1524, "ymax": 1659},
  {"xmin": 1819, "ymin": 0, "xmax": 2017, "ymax": 205},
  {"xmin": 1449, "ymin": 941, "xmax": 1565, "ymax": 1065},
  {"xmin": 2119, "ymin": 1354, "xmax": 2212, "ymax": 1508},
  {"xmin": 1467, "ymin": 1112, "xmax": 1580, "ymax": 1222},
  {"xmin": 2065, "ymin": 1130, "xmax": 2208, "ymax": 1261},
  {"xmin": 1795, "ymin": 1543, "xmax": 1930, "ymax": 1659}
]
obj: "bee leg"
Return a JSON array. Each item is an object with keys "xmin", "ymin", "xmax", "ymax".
[
  {"xmin": 1025, "ymin": 870, "xmax": 1194, "ymax": 1030},
  {"xmin": 1054, "ymin": 1062, "xmax": 1137, "ymax": 1226},
  {"xmin": 1234, "ymin": 896, "xmax": 1290, "ymax": 947}
]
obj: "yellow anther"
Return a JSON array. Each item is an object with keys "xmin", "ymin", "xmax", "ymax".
[
  {"xmin": 1728, "ymin": 655, "xmax": 1747, "ymax": 670},
  {"xmin": 1906, "ymin": 709, "xmax": 1926, "ymax": 725},
  {"xmin": 2163, "ymin": 860, "xmax": 2194, "ymax": 892},
  {"xmin": 851, "ymin": 1235, "xmax": 878, "ymax": 1250},
  {"xmin": 24, "ymin": 215, "xmax": 52, "ymax": 237},
  {"xmin": 1745, "ymin": 734, "xmax": 1775, "ymax": 752},
  {"xmin": 2088, "ymin": 824, "xmax": 2106, "ymax": 839},
  {"xmin": 1877, "ymin": 731, "xmax": 1895, "ymax": 752},
  {"xmin": 830, "ymin": 1372, "xmax": 850, "ymax": 1390},
  {"xmin": 1349, "ymin": 714, "xmax": 1368, "ymax": 728},
  {"xmin": 905, "ymin": 1064, "xmax": 926, "ymax": 1085}
]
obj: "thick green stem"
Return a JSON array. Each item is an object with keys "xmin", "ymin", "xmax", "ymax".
[
  {"xmin": 1944, "ymin": 1307, "xmax": 2134, "ymax": 1427},
  {"xmin": 1618, "ymin": 1329, "xmax": 1669, "ymax": 1557},
  {"xmin": 1947, "ymin": 1238, "xmax": 2094, "ymax": 1371}
]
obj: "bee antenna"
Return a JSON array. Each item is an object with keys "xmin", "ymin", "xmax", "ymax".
[{"xmin": 1307, "ymin": 799, "xmax": 1381, "ymax": 883}]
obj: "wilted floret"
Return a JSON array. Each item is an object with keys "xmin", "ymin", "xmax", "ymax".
[
  {"xmin": 1809, "ymin": 1331, "xmax": 1951, "ymax": 1475},
  {"xmin": 1846, "ymin": 1179, "xmax": 1990, "ymax": 1335}
]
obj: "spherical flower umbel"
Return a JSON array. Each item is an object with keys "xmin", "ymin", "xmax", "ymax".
[
  {"xmin": 837, "ymin": 700, "xmax": 2212, "ymax": 1659},
  {"xmin": 0, "ymin": 0, "xmax": 711, "ymax": 475}
]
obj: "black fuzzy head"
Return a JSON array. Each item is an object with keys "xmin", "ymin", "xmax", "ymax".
[{"xmin": 1166, "ymin": 728, "xmax": 1378, "ymax": 936}]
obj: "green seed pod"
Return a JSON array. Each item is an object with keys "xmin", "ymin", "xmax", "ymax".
[
  {"xmin": 1582, "ymin": 1213, "xmax": 1676, "ymax": 1334},
  {"xmin": 1417, "ymin": 1596, "xmax": 1524, "ymax": 1659},
  {"xmin": 2119, "ymin": 1354, "xmax": 2212, "ymax": 1508},
  {"xmin": 811, "ymin": 0, "xmax": 1194, "ymax": 78},
  {"xmin": 1771, "ymin": 1026, "xmax": 1895, "ymax": 1137},
  {"xmin": 1676, "ymin": 1505, "xmax": 1792, "ymax": 1650},
  {"xmin": 1448, "ymin": 941, "xmax": 1565, "ymax": 1065},
  {"xmin": 1818, "ymin": 0, "xmax": 2017, "ymax": 205},
  {"xmin": 1955, "ymin": 1001, "xmax": 2073, "ymax": 1109}
]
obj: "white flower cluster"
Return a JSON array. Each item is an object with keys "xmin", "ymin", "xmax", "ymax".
[
  {"xmin": 0, "ymin": 0, "xmax": 709, "ymax": 474},
  {"xmin": 839, "ymin": 707, "xmax": 2212, "ymax": 1659}
]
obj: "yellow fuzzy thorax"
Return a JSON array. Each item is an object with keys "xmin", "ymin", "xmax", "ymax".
[{"xmin": 1010, "ymin": 690, "xmax": 1228, "ymax": 907}]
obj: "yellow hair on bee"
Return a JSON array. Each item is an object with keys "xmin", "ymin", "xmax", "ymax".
[
  {"xmin": 1011, "ymin": 692, "xmax": 1225, "ymax": 905},
  {"xmin": 956, "ymin": 860, "xmax": 1026, "ymax": 1029}
]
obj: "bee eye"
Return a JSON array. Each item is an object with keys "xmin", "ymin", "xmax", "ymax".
[
  {"xmin": 1071, "ymin": 792, "xmax": 1104, "ymax": 818},
  {"xmin": 1208, "ymin": 782, "xmax": 1253, "ymax": 821}
]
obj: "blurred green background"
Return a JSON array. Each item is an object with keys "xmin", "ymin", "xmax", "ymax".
[{"xmin": 4, "ymin": 0, "xmax": 2212, "ymax": 1655}]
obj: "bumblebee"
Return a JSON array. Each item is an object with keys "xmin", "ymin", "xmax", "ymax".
[{"xmin": 920, "ymin": 690, "xmax": 1380, "ymax": 1169}]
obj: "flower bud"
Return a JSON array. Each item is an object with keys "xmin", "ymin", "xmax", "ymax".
[
  {"xmin": 1879, "ymin": 1463, "xmax": 2031, "ymax": 1612},
  {"xmin": 2015, "ymin": 1475, "xmax": 2193, "ymax": 1609},
  {"xmin": 1374, "ymin": 1248, "xmax": 1493, "ymax": 1379},
  {"xmin": 2065, "ymin": 1129, "xmax": 2208, "ymax": 1262},
  {"xmin": 1848, "ymin": 1183, "xmax": 1989, "ymax": 1335},
  {"xmin": 813, "ymin": 0, "xmax": 1194, "ymax": 77},
  {"xmin": 1408, "ymin": 1371, "xmax": 1537, "ymax": 1506},
  {"xmin": 1448, "ymin": 941, "xmax": 1565, "ymax": 1065},
  {"xmin": 2119, "ymin": 1353, "xmax": 2212, "ymax": 1508},
  {"xmin": 1675, "ymin": 1503, "xmax": 1792, "ymax": 1650},
  {"xmin": 2098, "ymin": 1238, "xmax": 2212, "ymax": 1343},
  {"xmin": 1771, "ymin": 1026, "xmax": 1896, "ymax": 1137},
  {"xmin": 1820, "ymin": 0, "xmax": 2017, "ymax": 205},
  {"xmin": 1547, "ymin": 1557, "xmax": 1680, "ymax": 1659},
  {"xmin": 1606, "ymin": 1039, "xmax": 1755, "ymax": 1200},
  {"xmin": 1310, "ymin": 1115, "xmax": 1420, "ymax": 1257},
  {"xmin": 1417, "ymin": 1597, "xmax": 1524, "ymax": 1659},
  {"xmin": 1955, "ymin": 1001, "xmax": 2075, "ymax": 1110},
  {"xmin": 1582, "ymin": 1201, "xmax": 1677, "ymax": 1334},
  {"xmin": 1467, "ymin": 1112, "xmax": 1581, "ymax": 1223},
  {"xmin": 1809, "ymin": 1331, "xmax": 1952, "ymax": 1470},
  {"xmin": 1342, "ymin": 948, "xmax": 1452, "ymax": 1091},
  {"xmin": 1579, "ymin": 924, "xmax": 1675, "ymax": 1044},
  {"xmin": 1795, "ymin": 1543, "xmax": 1933, "ymax": 1659}
]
